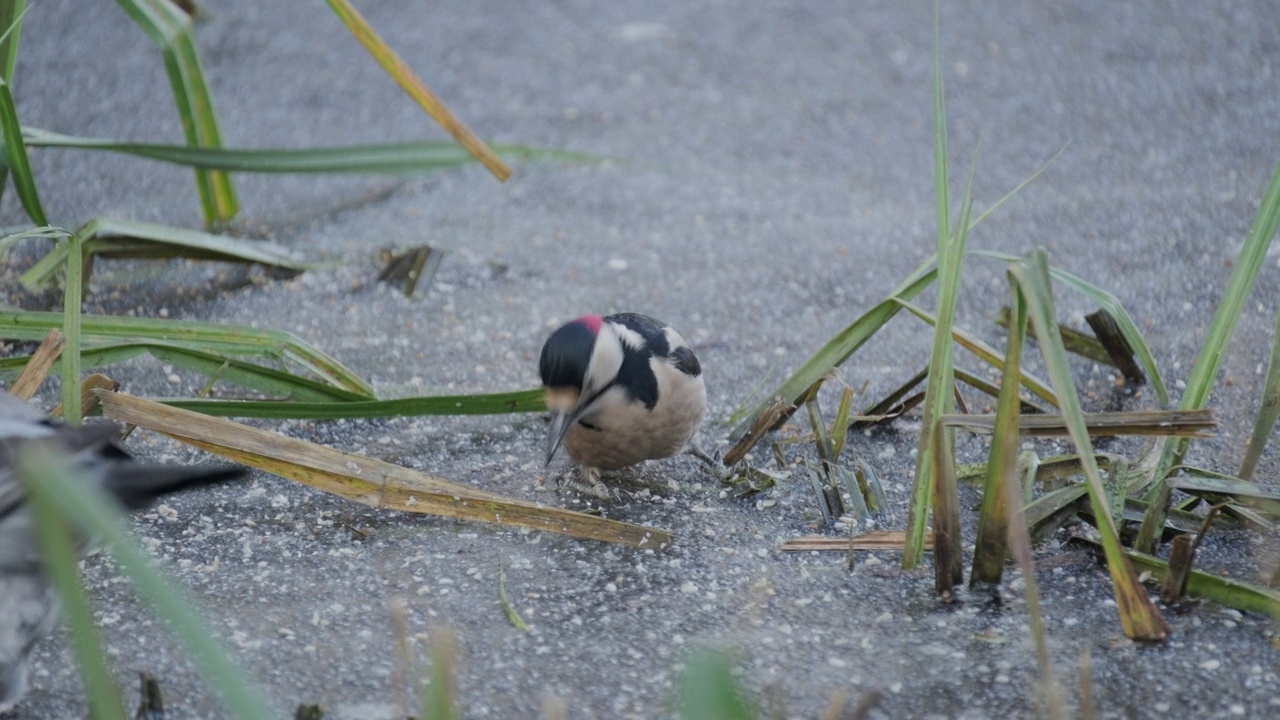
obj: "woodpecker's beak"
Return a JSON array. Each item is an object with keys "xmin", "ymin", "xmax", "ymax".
[
  {"xmin": 545, "ymin": 409, "xmax": 575, "ymax": 465},
  {"xmin": 543, "ymin": 387, "xmax": 584, "ymax": 465}
]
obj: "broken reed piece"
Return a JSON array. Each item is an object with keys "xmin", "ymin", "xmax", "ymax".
[
  {"xmin": 1160, "ymin": 534, "xmax": 1195, "ymax": 603},
  {"xmin": 8, "ymin": 328, "xmax": 65, "ymax": 400},
  {"xmin": 780, "ymin": 530, "xmax": 934, "ymax": 553},
  {"xmin": 1085, "ymin": 308, "xmax": 1145, "ymax": 386}
]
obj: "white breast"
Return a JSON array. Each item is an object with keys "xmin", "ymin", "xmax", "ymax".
[{"xmin": 563, "ymin": 357, "xmax": 706, "ymax": 471}]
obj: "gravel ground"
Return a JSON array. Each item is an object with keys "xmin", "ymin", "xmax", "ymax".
[{"xmin": 4, "ymin": 0, "xmax": 1280, "ymax": 718}]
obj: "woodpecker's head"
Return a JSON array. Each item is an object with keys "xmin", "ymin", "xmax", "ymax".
[
  {"xmin": 539, "ymin": 313, "xmax": 706, "ymax": 472},
  {"xmin": 539, "ymin": 314, "xmax": 624, "ymax": 464}
]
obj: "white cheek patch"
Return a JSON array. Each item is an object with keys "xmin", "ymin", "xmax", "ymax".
[
  {"xmin": 662, "ymin": 327, "xmax": 689, "ymax": 351},
  {"xmin": 583, "ymin": 325, "xmax": 624, "ymax": 396},
  {"xmin": 611, "ymin": 324, "xmax": 646, "ymax": 351}
]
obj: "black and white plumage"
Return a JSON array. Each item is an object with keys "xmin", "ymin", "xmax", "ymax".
[
  {"xmin": 0, "ymin": 392, "xmax": 245, "ymax": 714},
  {"xmin": 539, "ymin": 313, "xmax": 706, "ymax": 495}
]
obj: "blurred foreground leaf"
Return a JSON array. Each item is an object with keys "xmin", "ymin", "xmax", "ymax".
[{"xmin": 19, "ymin": 445, "xmax": 273, "ymax": 719}]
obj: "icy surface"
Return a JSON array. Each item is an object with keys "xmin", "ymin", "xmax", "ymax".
[{"xmin": 4, "ymin": 0, "xmax": 1280, "ymax": 717}]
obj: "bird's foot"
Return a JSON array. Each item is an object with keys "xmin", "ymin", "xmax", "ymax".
[{"xmin": 556, "ymin": 467, "xmax": 617, "ymax": 499}]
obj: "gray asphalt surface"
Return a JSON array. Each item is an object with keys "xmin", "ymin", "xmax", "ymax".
[{"xmin": 4, "ymin": 0, "xmax": 1280, "ymax": 717}]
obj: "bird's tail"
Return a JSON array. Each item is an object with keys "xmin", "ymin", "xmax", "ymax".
[{"xmin": 104, "ymin": 465, "xmax": 248, "ymax": 511}]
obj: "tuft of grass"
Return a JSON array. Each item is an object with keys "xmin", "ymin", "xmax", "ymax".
[{"xmin": 1010, "ymin": 250, "xmax": 1168, "ymax": 640}]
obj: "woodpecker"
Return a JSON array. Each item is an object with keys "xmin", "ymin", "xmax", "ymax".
[
  {"xmin": 539, "ymin": 312, "xmax": 706, "ymax": 496},
  {"xmin": 0, "ymin": 392, "xmax": 245, "ymax": 714}
]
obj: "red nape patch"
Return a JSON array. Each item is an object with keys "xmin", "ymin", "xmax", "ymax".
[{"xmin": 577, "ymin": 314, "xmax": 604, "ymax": 335}]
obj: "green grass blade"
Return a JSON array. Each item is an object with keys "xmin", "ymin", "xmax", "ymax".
[
  {"xmin": 0, "ymin": 0, "xmax": 25, "ymax": 204},
  {"xmin": 24, "ymin": 127, "xmax": 600, "ymax": 174},
  {"xmin": 20, "ymin": 217, "xmax": 307, "ymax": 288},
  {"xmin": 1168, "ymin": 153, "xmax": 1280, "ymax": 437},
  {"xmin": 903, "ymin": 26, "xmax": 972, "ymax": 569},
  {"xmin": 20, "ymin": 447, "xmax": 128, "ymax": 720},
  {"xmin": 1136, "ymin": 154, "xmax": 1280, "ymax": 551},
  {"xmin": 159, "ymin": 389, "xmax": 546, "ymax": 418},
  {"xmin": 0, "ymin": 1, "xmax": 23, "ymax": 83},
  {"xmin": 0, "ymin": 310, "xmax": 375, "ymax": 398},
  {"xmin": 0, "ymin": 343, "xmax": 365, "ymax": 403},
  {"xmin": 420, "ymin": 629, "xmax": 461, "ymax": 720},
  {"xmin": 1011, "ymin": 249, "xmax": 1168, "ymax": 640},
  {"xmin": 61, "ymin": 232, "xmax": 83, "ymax": 423},
  {"xmin": 19, "ymin": 446, "xmax": 274, "ymax": 719},
  {"xmin": 0, "ymin": 225, "xmax": 67, "ymax": 266},
  {"xmin": 975, "ymin": 249, "xmax": 1168, "ymax": 407},
  {"xmin": 678, "ymin": 649, "xmax": 757, "ymax": 720},
  {"xmin": 1079, "ymin": 539, "xmax": 1280, "ymax": 618},
  {"xmin": 1239, "ymin": 303, "xmax": 1280, "ymax": 480},
  {"xmin": 0, "ymin": 77, "xmax": 48, "ymax": 225},
  {"xmin": 114, "ymin": 0, "xmax": 237, "ymax": 224},
  {"xmin": 729, "ymin": 258, "xmax": 938, "ymax": 439},
  {"xmin": 971, "ymin": 288, "xmax": 1027, "ymax": 585}
]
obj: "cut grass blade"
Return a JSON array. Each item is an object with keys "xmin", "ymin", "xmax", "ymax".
[
  {"xmin": 1011, "ymin": 249, "xmax": 1168, "ymax": 641},
  {"xmin": 971, "ymin": 287, "xmax": 1027, "ymax": 586},
  {"xmin": 975, "ymin": 249, "xmax": 1168, "ymax": 407},
  {"xmin": 942, "ymin": 409, "xmax": 1216, "ymax": 438},
  {"xmin": 19, "ymin": 217, "xmax": 306, "ymax": 290},
  {"xmin": 96, "ymin": 390, "xmax": 672, "ymax": 548},
  {"xmin": 18, "ymin": 445, "xmax": 274, "ymax": 720},
  {"xmin": 1137, "ymin": 154, "xmax": 1280, "ymax": 552},
  {"xmin": 779, "ymin": 530, "xmax": 932, "ymax": 553},
  {"xmin": 115, "ymin": 0, "xmax": 237, "ymax": 224},
  {"xmin": 7, "ymin": 328, "xmax": 64, "ymax": 400},
  {"xmin": 930, "ymin": 419, "xmax": 964, "ymax": 592},
  {"xmin": 1084, "ymin": 309, "xmax": 1145, "ymax": 386},
  {"xmin": 0, "ymin": 309, "xmax": 375, "ymax": 398},
  {"xmin": 20, "ymin": 447, "xmax": 128, "ymax": 720},
  {"xmin": 24, "ymin": 127, "xmax": 600, "ymax": 174},
  {"xmin": 325, "ymin": 0, "xmax": 510, "ymax": 182},
  {"xmin": 0, "ymin": 77, "xmax": 48, "ymax": 225}
]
